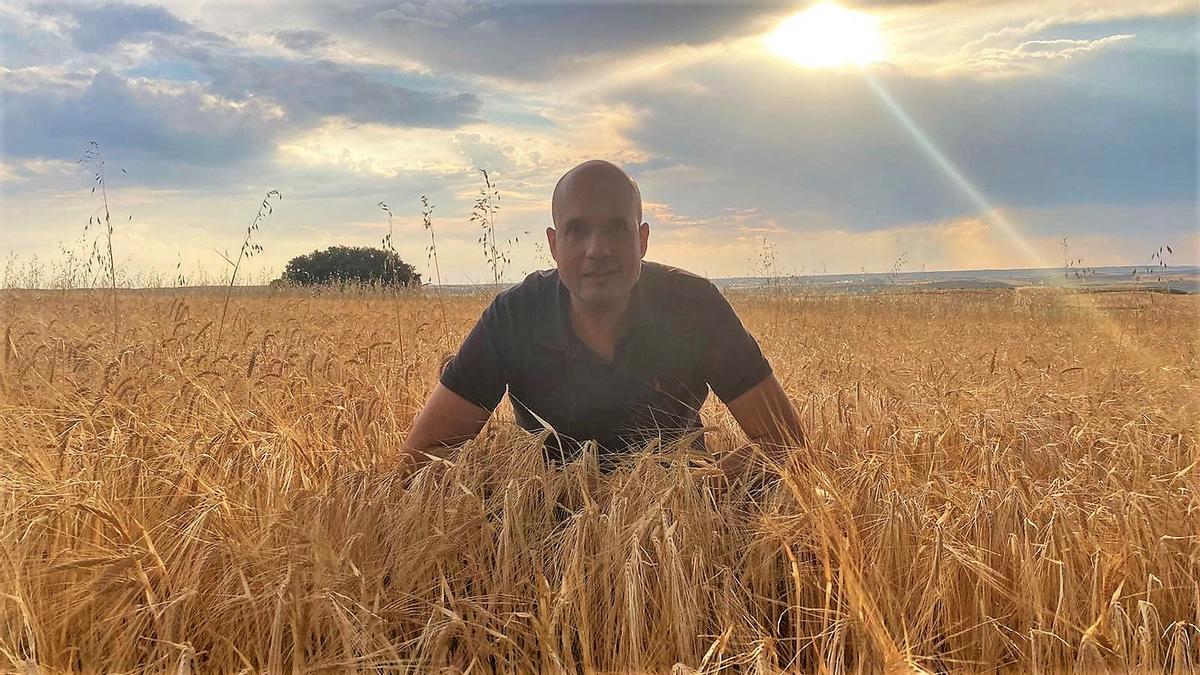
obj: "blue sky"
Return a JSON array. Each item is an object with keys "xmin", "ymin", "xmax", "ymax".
[{"xmin": 1, "ymin": 0, "xmax": 1196, "ymax": 284}]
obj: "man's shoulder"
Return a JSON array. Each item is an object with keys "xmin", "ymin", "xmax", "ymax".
[
  {"xmin": 490, "ymin": 268, "xmax": 559, "ymax": 313},
  {"xmin": 642, "ymin": 260, "xmax": 709, "ymax": 281},
  {"xmin": 640, "ymin": 261, "xmax": 721, "ymax": 302},
  {"xmin": 487, "ymin": 262, "xmax": 721, "ymax": 313}
]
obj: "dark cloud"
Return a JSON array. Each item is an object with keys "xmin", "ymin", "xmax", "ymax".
[
  {"xmin": 2, "ymin": 68, "xmax": 277, "ymax": 165},
  {"xmin": 372, "ymin": 0, "xmax": 485, "ymax": 28},
  {"xmin": 297, "ymin": 0, "xmax": 963, "ymax": 81},
  {"xmin": 272, "ymin": 29, "xmax": 334, "ymax": 52},
  {"xmin": 2, "ymin": 57, "xmax": 481, "ymax": 188},
  {"xmin": 41, "ymin": 2, "xmax": 483, "ymax": 129},
  {"xmin": 194, "ymin": 56, "xmax": 482, "ymax": 128},
  {"xmin": 63, "ymin": 2, "xmax": 191, "ymax": 51},
  {"xmin": 3, "ymin": 2, "xmax": 483, "ymax": 175},
  {"xmin": 302, "ymin": 0, "xmax": 795, "ymax": 81}
]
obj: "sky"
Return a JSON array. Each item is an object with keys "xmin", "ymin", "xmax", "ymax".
[{"xmin": 1, "ymin": 0, "xmax": 1196, "ymax": 285}]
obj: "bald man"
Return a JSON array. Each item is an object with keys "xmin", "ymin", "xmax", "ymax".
[{"xmin": 400, "ymin": 160, "xmax": 804, "ymax": 480}]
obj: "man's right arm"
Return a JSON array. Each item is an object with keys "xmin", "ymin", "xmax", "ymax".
[
  {"xmin": 395, "ymin": 383, "xmax": 492, "ymax": 475},
  {"xmin": 394, "ymin": 298, "xmax": 510, "ymax": 475}
]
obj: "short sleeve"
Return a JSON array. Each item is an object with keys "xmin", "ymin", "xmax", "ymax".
[
  {"xmin": 700, "ymin": 283, "xmax": 773, "ymax": 403},
  {"xmin": 439, "ymin": 300, "xmax": 508, "ymax": 411}
]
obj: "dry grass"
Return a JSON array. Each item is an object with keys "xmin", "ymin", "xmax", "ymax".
[{"xmin": 1, "ymin": 287, "xmax": 1197, "ymax": 673}]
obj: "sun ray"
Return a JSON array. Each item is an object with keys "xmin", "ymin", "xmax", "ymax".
[
  {"xmin": 858, "ymin": 70, "xmax": 1045, "ymax": 268},
  {"xmin": 853, "ymin": 65, "xmax": 1172, "ymax": 367}
]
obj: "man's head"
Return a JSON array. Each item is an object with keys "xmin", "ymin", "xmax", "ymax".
[{"xmin": 548, "ymin": 159, "xmax": 650, "ymax": 309}]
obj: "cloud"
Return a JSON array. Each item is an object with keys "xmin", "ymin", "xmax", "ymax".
[
  {"xmin": 272, "ymin": 29, "xmax": 334, "ymax": 52},
  {"xmin": 453, "ymin": 132, "xmax": 515, "ymax": 172},
  {"xmin": 947, "ymin": 33, "xmax": 1136, "ymax": 75},
  {"xmin": 647, "ymin": 205, "xmax": 1197, "ymax": 278},
  {"xmin": 603, "ymin": 35, "xmax": 1196, "ymax": 235},
  {"xmin": 1017, "ymin": 34, "xmax": 1135, "ymax": 56},
  {"xmin": 278, "ymin": 121, "xmax": 476, "ymax": 177},
  {"xmin": 62, "ymin": 2, "xmax": 191, "ymax": 52},
  {"xmin": 195, "ymin": 56, "xmax": 482, "ymax": 128},
  {"xmin": 2, "ymin": 2, "xmax": 484, "ymax": 177},
  {"xmin": 373, "ymin": 0, "xmax": 484, "ymax": 29},
  {"xmin": 2, "ymin": 68, "xmax": 280, "ymax": 165},
  {"xmin": 299, "ymin": 0, "xmax": 792, "ymax": 82},
  {"xmin": 642, "ymin": 201, "xmax": 717, "ymax": 231},
  {"xmin": 2, "ymin": 0, "xmax": 1196, "ymax": 281}
]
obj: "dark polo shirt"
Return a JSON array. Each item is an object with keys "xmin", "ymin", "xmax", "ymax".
[{"xmin": 440, "ymin": 260, "xmax": 771, "ymax": 467}]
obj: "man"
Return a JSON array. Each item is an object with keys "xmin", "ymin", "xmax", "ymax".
[{"xmin": 400, "ymin": 159, "xmax": 803, "ymax": 481}]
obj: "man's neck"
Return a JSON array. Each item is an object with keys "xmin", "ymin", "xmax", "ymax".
[
  {"xmin": 568, "ymin": 295, "xmax": 630, "ymax": 359},
  {"xmin": 570, "ymin": 294, "xmax": 629, "ymax": 334}
]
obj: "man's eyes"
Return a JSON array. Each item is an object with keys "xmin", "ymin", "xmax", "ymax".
[{"xmin": 564, "ymin": 223, "xmax": 630, "ymax": 238}]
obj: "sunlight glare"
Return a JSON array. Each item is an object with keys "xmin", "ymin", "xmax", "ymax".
[{"xmin": 765, "ymin": 3, "xmax": 886, "ymax": 69}]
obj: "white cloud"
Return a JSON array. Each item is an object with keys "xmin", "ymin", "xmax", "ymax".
[
  {"xmin": 945, "ymin": 33, "xmax": 1136, "ymax": 76},
  {"xmin": 374, "ymin": 0, "xmax": 484, "ymax": 29},
  {"xmin": 869, "ymin": 0, "xmax": 1192, "ymax": 75},
  {"xmin": 278, "ymin": 121, "xmax": 472, "ymax": 177}
]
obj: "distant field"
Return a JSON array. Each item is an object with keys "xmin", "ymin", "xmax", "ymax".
[{"xmin": 1, "ymin": 287, "xmax": 1197, "ymax": 672}]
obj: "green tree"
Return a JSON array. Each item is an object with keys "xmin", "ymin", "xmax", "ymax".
[{"xmin": 281, "ymin": 246, "xmax": 422, "ymax": 286}]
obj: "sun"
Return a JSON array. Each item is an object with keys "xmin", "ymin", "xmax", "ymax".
[{"xmin": 764, "ymin": 3, "xmax": 886, "ymax": 69}]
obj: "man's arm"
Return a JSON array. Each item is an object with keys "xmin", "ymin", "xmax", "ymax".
[
  {"xmin": 395, "ymin": 384, "xmax": 492, "ymax": 475},
  {"xmin": 397, "ymin": 292, "xmax": 510, "ymax": 476},
  {"xmin": 718, "ymin": 372, "xmax": 805, "ymax": 479}
]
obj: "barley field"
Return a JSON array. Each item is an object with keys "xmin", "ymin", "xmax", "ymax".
[{"xmin": 1, "ymin": 287, "xmax": 1197, "ymax": 673}]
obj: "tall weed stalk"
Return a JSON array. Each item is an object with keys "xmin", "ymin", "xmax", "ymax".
[
  {"xmin": 217, "ymin": 189, "xmax": 281, "ymax": 343},
  {"xmin": 471, "ymin": 169, "xmax": 511, "ymax": 285},
  {"xmin": 78, "ymin": 141, "xmax": 122, "ymax": 337}
]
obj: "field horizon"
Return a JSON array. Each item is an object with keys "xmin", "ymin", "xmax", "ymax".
[{"xmin": 5, "ymin": 263, "xmax": 1199, "ymax": 295}]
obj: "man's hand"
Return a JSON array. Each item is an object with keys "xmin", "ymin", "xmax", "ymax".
[
  {"xmin": 701, "ymin": 373, "xmax": 805, "ymax": 499},
  {"xmin": 715, "ymin": 444, "xmax": 761, "ymax": 483},
  {"xmin": 381, "ymin": 446, "xmax": 443, "ymax": 481},
  {"xmin": 707, "ymin": 444, "xmax": 776, "ymax": 500}
]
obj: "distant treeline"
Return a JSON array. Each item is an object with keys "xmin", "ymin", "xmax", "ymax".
[{"xmin": 280, "ymin": 246, "xmax": 421, "ymax": 286}]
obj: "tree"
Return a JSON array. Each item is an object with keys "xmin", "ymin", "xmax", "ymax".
[{"xmin": 281, "ymin": 246, "xmax": 422, "ymax": 286}]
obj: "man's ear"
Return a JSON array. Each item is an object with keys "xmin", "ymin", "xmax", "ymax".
[
  {"xmin": 546, "ymin": 226, "xmax": 558, "ymax": 262},
  {"xmin": 638, "ymin": 221, "xmax": 650, "ymax": 258}
]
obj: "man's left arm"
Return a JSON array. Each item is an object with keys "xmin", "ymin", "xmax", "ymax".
[
  {"xmin": 695, "ymin": 280, "xmax": 805, "ymax": 480},
  {"xmin": 718, "ymin": 372, "xmax": 805, "ymax": 480}
]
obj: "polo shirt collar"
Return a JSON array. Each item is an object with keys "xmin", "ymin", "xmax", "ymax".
[{"xmin": 537, "ymin": 264, "xmax": 653, "ymax": 353}]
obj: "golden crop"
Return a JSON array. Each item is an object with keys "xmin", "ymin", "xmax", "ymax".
[{"xmin": 1, "ymin": 287, "xmax": 1197, "ymax": 672}]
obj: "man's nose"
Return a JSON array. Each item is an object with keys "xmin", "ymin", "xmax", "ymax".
[{"xmin": 584, "ymin": 232, "xmax": 613, "ymax": 258}]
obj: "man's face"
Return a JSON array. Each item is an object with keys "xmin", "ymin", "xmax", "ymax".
[{"xmin": 547, "ymin": 173, "xmax": 650, "ymax": 308}]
